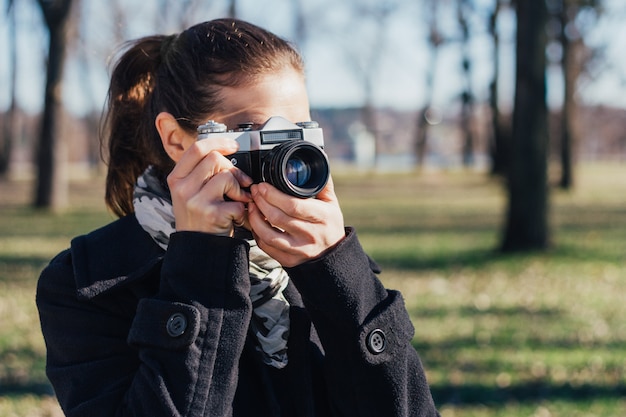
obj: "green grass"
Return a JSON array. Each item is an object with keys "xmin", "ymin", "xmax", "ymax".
[
  {"xmin": 335, "ymin": 164, "xmax": 626, "ymax": 416},
  {"xmin": 0, "ymin": 180, "xmax": 114, "ymax": 416},
  {"xmin": 1, "ymin": 163, "xmax": 626, "ymax": 416}
]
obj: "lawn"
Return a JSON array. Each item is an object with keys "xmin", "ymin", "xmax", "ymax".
[{"xmin": 1, "ymin": 163, "xmax": 625, "ymax": 416}]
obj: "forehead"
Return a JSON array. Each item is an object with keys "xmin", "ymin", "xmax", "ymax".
[{"xmin": 213, "ymin": 67, "xmax": 311, "ymax": 128}]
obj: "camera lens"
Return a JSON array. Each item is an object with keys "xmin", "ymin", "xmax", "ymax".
[
  {"xmin": 286, "ymin": 158, "xmax": 311, "ymax": 187},
  {"xmin": 262, "ymin": 141, "xmax": 329, "ymax": 198}
]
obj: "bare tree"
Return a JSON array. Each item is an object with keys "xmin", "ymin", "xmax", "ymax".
[
  {"xmin": 0, "ymin": 0, "xmax": 17, "ymax": 177},
  {"xmin": 556, "ymin": 0, "xmax": 601, "ymax": 189},
  {"xmin": 457, "ymin": 0, "xmax": 476, "ymax": 167},
  {"xmin": 415, "ymin": 0, "xmax": 444, "ymax": 168},
  {"xmin": 357, "ymin": 2, "xmax": 394, "ymax": 168},
  {"xmin": 328, "ymin": 0, "xmax": 394, "ymax": 168},
  {"xmin": 487, "ymin": 0, "xmax": 510, "ymax": 176},
  {"xmin": 34, "ymin": 0, "xmax": 76, "ymax": 209},
  {"xmin": 157, "ymin": 0, "xmax": 201, "ymax": 31},
  {"xmin": 501, "ymin": 0, "xmax": 550, "ymax": 251},
  {"xmin": 228, "ymin": 0, "xmax": 237, "ymax": 18}
]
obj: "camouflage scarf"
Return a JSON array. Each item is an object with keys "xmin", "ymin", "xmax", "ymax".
[{"xmin": 133, "ymin": 166, "xmax": 290, "ymax": 369}]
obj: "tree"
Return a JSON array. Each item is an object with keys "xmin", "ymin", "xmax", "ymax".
[
  {"xmin": 323, "ymin": 0, "xmax": 394, "ymax": 168},
  {"xmin": 487, "ymin": 0, "xmax": 511, "ymax": 176},
  {"xmin": 457, "ymin": 0, "xmax": 476, "ymax": 167},
  {"xmin": 555, "ymin": 0, "xmax": 602, "ymax": 189},
  {"xmin": 34, "ymin": 0, "xmax": 76, "ymax": 209},
  {"xmin": 348, "ymin": 1, "xmax": 394, "ymax": 168},
  {"xmin": 228, "ymin": 0, "xmax": 237, "ymax": 18},
  {"xmin": 501, "ymin": 0, "xmax": 550, "ymax": 251},
  {"xmin": 0, "ymin": 0, "xmax": 17, "ymax": 177},
  {"xmin": 415, "ymin": 0, "xmax": 445, "ymax": 168}
]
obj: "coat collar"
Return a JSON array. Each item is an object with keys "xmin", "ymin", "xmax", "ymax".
[{"xmin": 70, "ymin": 214, "xmax": 164, "ymax": 299}]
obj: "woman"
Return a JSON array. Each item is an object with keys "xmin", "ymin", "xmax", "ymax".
[{"xmin": 36, "ymin": 18, "xmax": 439, "ymax": 417}]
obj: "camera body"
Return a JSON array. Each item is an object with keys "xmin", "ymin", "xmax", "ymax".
[{"xmin": 197, "ymin": 116, "xmax": 329, "ymax": 198}]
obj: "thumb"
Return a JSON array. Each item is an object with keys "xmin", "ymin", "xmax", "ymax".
[{"xmin": 315, "ymin": 175, "xmax": 337, "ymax": 202}]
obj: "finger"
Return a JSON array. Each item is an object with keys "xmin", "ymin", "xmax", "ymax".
[
  {"xmin": 233, "ymin": 216, "xmax": 246, "ymax": 228},
  {"xmin": 252, "ymin": 183, "xmax": 320, "ymax": 224},
  {"xmin": 248, "ymin": 195, "xmax": 319, "ymax": 254},
  {"xmin": 201, "ymin": 170, "xmax": 251, "ymax": 203},
  {"xmin": 168, "ymin": 151, "xmax": 233, "ymax": 203},
  {"xmin": 170, "ymin": 139, "xmax": 239, "ymax": 180},
  {"xmin": 207, "ymin": 200, "xmax": 248, "ymax": 234},
  {"xmin": 248, "ymin": 202, "xmax": 312, "ymax": 267},
  {"xmin": 223, "ymin": 200, "xmax": 248, "ymax": 227},
  {"xmin": 230, "ymin": 166, "xmax": 254, "ymax": 188},
  {"xmin": 187, "ymin": 151, "xmax": 253, "ymax": 191},
  {"xmin": 247, "ymin": 201, "xmax": 291, "ymax": 246},
  {"xmin": 313, "ymin": 174, "xmax": 338, "ymax": 203},
  {"xmin": 174, "ymin": 189, "xmax": 247, "ymax": 234}
]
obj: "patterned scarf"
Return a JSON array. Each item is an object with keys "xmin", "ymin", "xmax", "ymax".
[{"xmin": 133, "ymin": 166, "xmax": 290, "ymax": 368}]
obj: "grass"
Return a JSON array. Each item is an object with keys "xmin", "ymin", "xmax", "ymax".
[
  {"xmin": 335, "ymin": 164, "xmax": 626, "ymax": 416},
  {"xmin": 1, "ymin": 163, "xmax": 626, "ymax": 416}
]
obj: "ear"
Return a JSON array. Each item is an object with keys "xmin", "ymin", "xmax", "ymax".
[{"xmin": 155, "ymin": 112, "xmax": 194, "ymax": 162}]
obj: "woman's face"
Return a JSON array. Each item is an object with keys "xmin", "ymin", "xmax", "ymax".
[{"xmin": 212, "ymin": 66, "xmax": 311, "ymax": 130}]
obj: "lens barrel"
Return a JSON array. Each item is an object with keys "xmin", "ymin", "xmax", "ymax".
[{"xmin": 262, "ymin": 141, "xmax": 329, "ymax": 198}]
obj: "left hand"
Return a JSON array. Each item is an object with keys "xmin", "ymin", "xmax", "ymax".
[{"xmin": 247, "ymin": 176, "xmax": 345, "ymax": 267}]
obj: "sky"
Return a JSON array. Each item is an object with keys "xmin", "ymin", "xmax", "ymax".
[{"xmin": 1, "ymin": 0, "xmax": 625, "ymax": 117}]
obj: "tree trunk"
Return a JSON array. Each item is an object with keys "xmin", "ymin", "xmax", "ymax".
[
  {"xmin": 487, "ymin": 0, "xmax": 509, "ymax": 176},
  {"xmin": 34, "ymin": 0, "xmax": 74, "ymax": 209},
  {"xmin": 559, "ymin": 0, "xmax": 581, "ymax": 190},
  {"xmin": 458, "ymin": 0, "xmax": 475, "ymax": 167},
  {"xmin": 414, "ymin": 0, "xmax": 442, "ymax": 169},
  {"xmin": 501, "ymin": 0, "xmax": 550, "ymax": 252},
  {"xmin": 0, "ymin": 1, "xmax": 18, "ymax": 177}
]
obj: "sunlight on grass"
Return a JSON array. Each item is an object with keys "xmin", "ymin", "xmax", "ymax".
[
  {"xmin": 336, "ymin": 164, "xmax": 626, "ymax": 416},
  {"xmin": 0, "ymin": 395, "xmax": 63, "ymax": 417}
]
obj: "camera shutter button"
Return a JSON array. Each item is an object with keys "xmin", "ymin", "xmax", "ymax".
[
  {"xmin": 237, "ymin": 122, "xmax": 254, "ymax": 130},
  {"xmin": 296, "ymin": 121, "xmax": 319, "ymax": 128}
]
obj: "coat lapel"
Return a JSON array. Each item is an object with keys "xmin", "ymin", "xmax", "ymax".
[{"xmin": 70, "ymin": 214, "xmax": 164, "ymax": 300}]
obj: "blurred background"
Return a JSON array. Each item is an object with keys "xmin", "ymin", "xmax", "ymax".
[
  {"xmin": 1, "ymin": 0, "xmax": 625, "ymax": 182},
  {"xmin": 1, "ymin": 1, "xmax": 626, "ymax": 416}
]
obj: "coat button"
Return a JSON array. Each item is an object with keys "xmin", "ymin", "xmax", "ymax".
[
  {"xmin": 166, "ymin": 313, "xmax": 187, "ymax": 337},
  {"xmin": 367, "ymin": 329, "xmax": 386, "ymax": 354}
]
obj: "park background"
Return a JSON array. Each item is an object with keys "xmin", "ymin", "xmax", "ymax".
[{"xmin": 1, "ymin": 0, "xmax": 626, "ymax": 416}]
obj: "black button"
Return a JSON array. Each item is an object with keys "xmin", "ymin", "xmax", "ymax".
[
  {"xmin": 367, "ymin": 329, "xmax": 386, "ymax": 354},
  {"xmin": 166, "ymin": 313, "xmax": 187, "ymax": 337}
]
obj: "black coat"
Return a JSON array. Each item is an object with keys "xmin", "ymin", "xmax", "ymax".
[{"xmin": 37, "ymin": 215, "xmax": 439, "ymax": 416}]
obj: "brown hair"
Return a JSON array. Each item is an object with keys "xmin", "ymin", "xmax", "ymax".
[{"xmin": 102, "ymin": 19, "xmax": 305, "ymax": 217}]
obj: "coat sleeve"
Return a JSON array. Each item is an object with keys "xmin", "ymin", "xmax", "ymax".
[
  {"xmin": 285, "ymin": 227, "xmax": 440, "ymax": 417},
  {"xmin": 36, "ymin": 231, "xmax": 253, "ymax": 417}
]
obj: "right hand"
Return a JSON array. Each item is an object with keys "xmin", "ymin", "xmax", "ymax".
[{"xmin": 167, "ymin": 138, "xmax": 253, "ymax": 236}]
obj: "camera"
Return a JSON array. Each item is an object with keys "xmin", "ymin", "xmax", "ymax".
[{"xmin": 197, "ymin": 116, "xmax": 329, "ymax": 198}]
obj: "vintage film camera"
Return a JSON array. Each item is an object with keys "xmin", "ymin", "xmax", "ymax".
[{"xmin": 197, "ymin": 116, "xmax": 329, "ymax": 198}]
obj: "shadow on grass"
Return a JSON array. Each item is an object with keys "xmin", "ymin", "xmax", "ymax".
[
  {"xmin": 410, "ymin": 303, "xmax": 626, "ymax": 407},
  {"xmin": 372, "ymin": 248, "xmax": 498, "ymax": 271},
  {"xmin": 371, "ymin": 242, "xmax": 626, "ymax": 272},
  {"xmin": 430, "ymin": 381, "xmax": 626, "ymax": 406},
  {"xmin": 411, "ymin": 304, "xmax": 563, "ymax": 320},
  {"xmin": 0, "ymin": 347, "xmax": 53, "ymax": 397},
  {"xmin": 0, "ymin": 255, "xmax": 51, "ymax": 283},
  {"xmin": 0, "ymin": 381, "xmax": 54, "ymax": 397},
  {"xmin": 2, "ymin": 332, "xmax": 624, "ymax": 408},
  {"xmin": 0, "ymin": 207, "xmax": 111, "ymax": 238}
]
